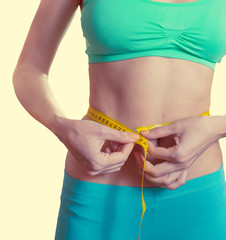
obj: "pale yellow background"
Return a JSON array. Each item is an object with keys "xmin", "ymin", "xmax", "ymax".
[{"xmin": 1, "ymin": 1, "xmax": 226, "ymax": 239}]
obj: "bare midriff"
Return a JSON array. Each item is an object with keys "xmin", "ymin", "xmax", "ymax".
[{"xmin": 65, "ymin": 0, "xmax": 223, "ymax": 188}]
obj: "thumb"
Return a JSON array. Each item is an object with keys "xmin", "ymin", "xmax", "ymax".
[
  {"xmin": 140, "ymin": 122, "xmax": 178, "ymax": 139},
  {"xmin": 104, "ymin": 142, "xmax": 135, "ymax": 164}
]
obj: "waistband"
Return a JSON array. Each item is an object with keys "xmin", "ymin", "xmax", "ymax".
[{"xmin": 63, "ymin": 162, "xmax": 225, "ymax": 200}]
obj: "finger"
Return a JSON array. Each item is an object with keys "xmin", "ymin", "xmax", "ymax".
[
  {"xmin": 110, "ymin": 141, "xmax": 120, "ymax": 151},
  {"xmin": 100, "ymin": 167, "xmax": 123, "ymax": 174},
  {"xmin": 99, "ymin": 142, "xmax": 135, "ymax": 165},
  {"xmin": 86, "ymin": 149, "xmax": 126, "ymax": 174},
  {"xmin": 134, "ymin": 151, "xmax": 145, "ymax": 171},
  {"xmin": 101, "ymin": 140, "xmax": 119, "ymax": 153},
  {"xmin": 147, "ymin": 161, "xmax": 188, "ymax": 178},
  {"xmin": 133, "ymin": 151, "xmax": 155, "ymax": 172},
  {"xmin": 133, "ymin": 140, "xmax": 160, "ymax": 166},
  {"xmin": 104, "ymin": 146, "xmax": 111, "ymax": 154},
  {"xmin": 100, "ymin": 127, "xmax": 140, "ymax": 143},
  {"xmin": 163, "ymin": 170, "xmax": 188, "ymax": 190},
  {"xmin": 144, "ymin": 169, "xmax": 183, "ymax": 187},
  {"xmin": 105, "ymin": 141, "xmax": 122, "ymax": 154},
  {"xmin": 148, "ymin": 141, "xmax": 178, "ymax": 161},
  {"xmin": 86, "ymin": 161, "xmax": 124, "ymax": 176},
  {"xmin": 138, "ymin": 153, "xmax": 167, "ymax": 177},
  {"xmin": 140, "ymin": 122, "xmax": 181, "ymax": 139},
  {"xmin": 99, "ymin": 160, "xmax": 125, "ymax": 174}
]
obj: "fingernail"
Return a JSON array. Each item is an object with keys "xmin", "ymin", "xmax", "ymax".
[
  {"xmin": 141, "ymin": 130, "xmax": 150, "ymax": 135},
  {"xmin": 129, "ymin": 132, "xmax": 140, "ymax": 140}
]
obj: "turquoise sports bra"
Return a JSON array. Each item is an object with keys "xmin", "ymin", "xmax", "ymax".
[{"xmin": 80, "ymin": 0, "xmax": 226, "ymax": 70}]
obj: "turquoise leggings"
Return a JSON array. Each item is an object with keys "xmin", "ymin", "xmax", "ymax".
[{"xmin": 54, "ymin": 163, "xmax": 226, "ymax": 240}]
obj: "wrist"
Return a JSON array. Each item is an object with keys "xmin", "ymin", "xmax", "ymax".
[
  {"xmin": 202, "ymin": 114, "xmax": 226, "ymax": 140},
  {"xmin": 48, "ymin": 114, "xmax": 69, "ymax": 137}
]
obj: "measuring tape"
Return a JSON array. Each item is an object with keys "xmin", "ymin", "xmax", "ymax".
[{"xmin": 86, "ymin": 105, "xmax": 210, "ymax": 240}]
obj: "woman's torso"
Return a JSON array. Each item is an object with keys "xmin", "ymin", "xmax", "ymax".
[{"xmin": 65, "ymin": 0, "xmax": 224, "ymax": 187}]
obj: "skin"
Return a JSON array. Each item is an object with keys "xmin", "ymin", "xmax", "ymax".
[{"xmin": 13, "ymin": 0, "xmax": 226, "ymax": 191}]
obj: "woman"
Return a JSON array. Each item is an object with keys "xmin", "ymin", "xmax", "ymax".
[{"xmin": 12, "ymin": 0, "xmax": 226, "ymax": 239}]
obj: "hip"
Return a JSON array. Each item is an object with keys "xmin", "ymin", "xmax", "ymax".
[
  {"xmin": 65, "ymin": 140, "xmax": 223, "ymax": 188},
  {"xmin": 56, "ymin": 159, "xmax": 226, "ymax": 240}
]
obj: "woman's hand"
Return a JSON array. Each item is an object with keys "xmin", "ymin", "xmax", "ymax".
[
  {"xmin": 55, "ymin": 115, "xmax": 140, "ymax": 176},
  {"xmin": 133, "ymin": 115, "xmax": 220, "ymax": 190}
]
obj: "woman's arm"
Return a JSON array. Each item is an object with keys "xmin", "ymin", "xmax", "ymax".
[
  {"xmin": 12, "ymin": 0, "xmax": 139, "ymax": 176},
  {"xmin": 12, "ymin": 0, "xmax": 81, "ymax": 136}
]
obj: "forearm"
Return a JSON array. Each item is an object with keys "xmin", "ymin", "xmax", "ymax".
[{"xmin": 12, "ymin": 63, "xmax": 67, "ymax": 136}]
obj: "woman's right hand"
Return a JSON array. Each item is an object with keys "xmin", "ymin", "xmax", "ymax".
[{"xmin": 54, "ymin": 115, "xmax": 140, "ymax": 176}]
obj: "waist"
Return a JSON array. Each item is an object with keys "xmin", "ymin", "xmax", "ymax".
[
  {"xmin": 89, "ymin": 79, "xmax": 212, "ymax": 128},
  {"xmin": 88, "ymin": 101, "xmax": 211, "ymax": 130}
]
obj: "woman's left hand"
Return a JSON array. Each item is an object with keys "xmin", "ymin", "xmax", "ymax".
[{"xmin": 134, "ymin": 115, "xmax": 220, "ymax": 190}]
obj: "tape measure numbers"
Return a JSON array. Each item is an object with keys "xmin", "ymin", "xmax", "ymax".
[{"xmin": 86, "ymin": 105, "xmax": 210, "ymax": 240}]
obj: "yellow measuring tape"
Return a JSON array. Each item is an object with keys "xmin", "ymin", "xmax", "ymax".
[{"xmin": 86, "ymin": 105, "xmax": 210, "ymax": 240}]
